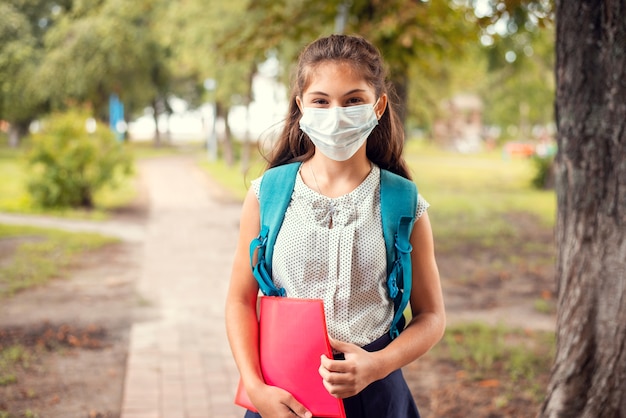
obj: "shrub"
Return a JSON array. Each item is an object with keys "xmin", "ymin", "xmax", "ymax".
[
  {"xmin": 26, "ymin": 109, "xmax": 133, "ymax": 208},
  {"xmin": 531, "ymin": 155, "xmax": 555, "ymax": 190}
]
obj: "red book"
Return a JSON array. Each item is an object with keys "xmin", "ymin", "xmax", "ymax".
[{"xmin": 235, "ymin": 297, "xmax": 346, "ymax": 418}]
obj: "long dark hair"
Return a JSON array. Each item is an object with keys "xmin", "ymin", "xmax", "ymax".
[{"xmin": 265, "ymin": 34, "xmax": 411, "ymax": 180}]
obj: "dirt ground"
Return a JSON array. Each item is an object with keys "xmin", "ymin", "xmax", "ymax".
[
  {"xmin": 0, "ymin": 183, "xmax": 557, "ymax": 418},
  {"xmin": 0, "ymin": 195, "xmax": 148, "ymax": 418},
  {"xmin": 0, "ymin": 241, "xmax": 141, "ymax": 418}
]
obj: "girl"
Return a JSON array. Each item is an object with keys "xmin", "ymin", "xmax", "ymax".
[{"xmin": 225, "ymin": 34, "xmax": 445, "ymax": 418}]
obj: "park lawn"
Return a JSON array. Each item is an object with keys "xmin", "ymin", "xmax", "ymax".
[
  {"xmin": 408, "ymin": 321, "xmax": 556, "ymax": 414},
  {"xmin": 197, "ymin": 154, "xmax": 267, "ymax": 201},
  {"xmin": 0, "ymin": 147, "xmax": 32, "ymax": 212},
  {"xmin": 0, "ymin": 224, "xmax": 117, "ymax": 296},
  {"xmin": 402, "ymin": 141, "xmax": 556, "ymax": 250},
  {"xmin": 405, "ymin": 141, "xmax": 555, "ymax": 223}
]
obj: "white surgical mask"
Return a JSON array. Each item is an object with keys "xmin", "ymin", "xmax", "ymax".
[{"xmin": 299, "ymin": 102, "xmax": 379, "ymax": 161}]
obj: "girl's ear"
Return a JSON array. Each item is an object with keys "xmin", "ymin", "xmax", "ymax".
[
  {"xmin": 375, "ymin": 94, "xmax": 388, "ymax": 120},
  {"xmin": 296, "ymin": 96, "xmax": 304, "ymax": 113}
]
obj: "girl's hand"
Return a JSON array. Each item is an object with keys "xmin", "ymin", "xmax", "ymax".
[
  {"xmin": 319, "ymin": 338, "xmax": 382, "ymax": 398},
  {"xmin": 249, "ymin": 384, "xmax": 312, "ymax": 418}
]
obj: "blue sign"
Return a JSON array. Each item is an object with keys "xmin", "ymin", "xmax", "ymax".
[{"xmin": 109, "ymin": 94, "xmax": 125, "ymax": 141}]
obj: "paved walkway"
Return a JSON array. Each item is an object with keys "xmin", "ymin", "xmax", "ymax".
[
  {"xmin": 0, "ymin": 212, "xmax": 145, "ymax": 242},
  {"xmin": 119, "ymin": 156, "xmax": 244, "ymax": 418}
]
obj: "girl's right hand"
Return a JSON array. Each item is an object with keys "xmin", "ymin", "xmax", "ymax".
[{"xmin": 250, "ymin": 384, "xmax": 312, "ymax": 418}]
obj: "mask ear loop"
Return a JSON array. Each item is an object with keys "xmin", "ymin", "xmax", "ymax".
[
  {"xmin": 373, "ymin": 98, "xmax": 383, "ymax": 120},
  {"xmin": 372, "ymin": 96, "xmax": 384, "ymax": 120}
]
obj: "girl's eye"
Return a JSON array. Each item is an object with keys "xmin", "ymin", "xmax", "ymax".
[
  {"xmin": 346, "ymin": 97, "xmax": 364, "ymax": 105},
  {"xmin": 311, "ymin": 98, "xmax": 328, "ymax": 106}
]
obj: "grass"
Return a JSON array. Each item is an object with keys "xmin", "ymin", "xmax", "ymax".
[
  {"xmin": 0, "ymin": 224, "xmax": 117, "ymax": 296},
  {"xmin": 91, "ymin": 169, "xmax": 138, "ymax": 212},
  {"xmin": 402, "ymin": 141, "xmax": 555, "ymax": 249},
  {"xmin": 0, "ymin": 147, "xmax": 32, "ymax": 213},
  {"xmin": 196, "ymin": 156, "xmax": 266, "ymax": 201},
  {"xmin": 407, "ymin": 141, "xmax": 556, "ymax": 212},
  {"xmin": 0, "ymin": 345, "xmax": 30, "ymax": 387},
  {"xmin": 435, "ymin": 322, "xmax": 555, "ymax": 402},
  {"xmin": 534, "ymin": 297, "xmax": 556, "ymax": 314}
]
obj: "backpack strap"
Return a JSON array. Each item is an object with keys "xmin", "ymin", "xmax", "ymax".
[
  {"xmin": 380, "ymin": 170, "xmax": 418, "ymax": 339},
  {"xmin": 249, "ymin": 162, "xmax": 302, "ymax": 296}
]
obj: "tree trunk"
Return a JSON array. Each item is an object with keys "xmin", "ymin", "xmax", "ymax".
[
  {"xmin": 390, "ymin": 70, "xmax": 409, "ymax": 134},
  {"xmin": 540, "ymin": 1, "xmax": 626, "ymax": 417},
  {"xmin": 7, "ymin": 122, "xmax": 29, "ymax": 148},
  {"xmin": 240, "ymin": 66, "xmax": 255, "ymax": 175},
  {"xmin": 8, "ymin": 125, "xmax": 21, "ymax": 148},
  {"xmin": 217, "ymin": 102, "xmax": 234, "ymax": 166},
  {"xmin": 152, "ymin": 99, "xmax": 162, "ymax": 147}
]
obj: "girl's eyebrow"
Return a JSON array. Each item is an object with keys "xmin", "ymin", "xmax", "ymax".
[
  {"xmin": 305, "ymin": 91, "xmax": 330, "ymax": 97},
  {"xmin": 343, "ymin": 89, "xmax": 368, "ymax": 96},
  {"xmin": 305, "ymin": 89, "xmax": 368, "ymax": 97}
]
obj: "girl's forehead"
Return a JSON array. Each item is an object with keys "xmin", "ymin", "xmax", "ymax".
[{"xmin": 302, "ymin": 61, "xmax": 373, "ymax": 94}]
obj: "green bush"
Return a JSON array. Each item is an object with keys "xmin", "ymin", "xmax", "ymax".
[
  {"xmin": 26, "ymin": 109, "xmax": 133, "ymax": 208},
  {"xmin": 531, "ymin": 155, "xmax": 555, "ymax": 190}
]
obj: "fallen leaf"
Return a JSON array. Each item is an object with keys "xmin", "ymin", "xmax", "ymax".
[{"xmin": 478, "ymin": 379, "xmax": 500, "ymax": 388}]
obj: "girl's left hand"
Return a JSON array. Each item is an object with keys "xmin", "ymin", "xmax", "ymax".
[{"xmin": 318, "ymin": 338, "xmax": 381, "ymax": 398}]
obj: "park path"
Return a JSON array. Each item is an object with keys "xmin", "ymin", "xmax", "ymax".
[{"xmin": 118, "ymin": 156, "xmax": 243, "ymax": 418}]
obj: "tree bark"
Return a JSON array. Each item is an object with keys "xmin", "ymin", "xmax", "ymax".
[
  {"xmin": 540, "ymin": 1, "xmax": 626, "ymax": 417},
  {"xmin": 390, "ymin": 69, "xmax": 409, "ymax": 134},
  {"xmin": 151, "ymin": 99, "xmax": 162, "ymax": 147},
  {"xmin": 217, "ymin": 101, "xmax": 234, "ymax": 166},
  {"xmin": 7, "ymin": 122, "xmax": 29, "ymax": 148}
]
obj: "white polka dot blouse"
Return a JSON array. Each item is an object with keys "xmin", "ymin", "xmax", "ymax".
[{"xmin": 252, "ymin": 164, "xmax": 429, "ymax": 347}]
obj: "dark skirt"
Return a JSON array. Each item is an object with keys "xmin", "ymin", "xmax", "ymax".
[{"xmin": 243, "ymin": 334, "xmax": 420, "ymax": 418}]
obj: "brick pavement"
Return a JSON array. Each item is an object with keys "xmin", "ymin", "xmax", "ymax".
[{"xmin": 120, "ymin": 156, "xmax": 244, "ymax": 418}]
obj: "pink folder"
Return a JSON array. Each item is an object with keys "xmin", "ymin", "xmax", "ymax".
[{"xmin": 235, "ymin": 297, "xmax": 346, "ymax": 418}]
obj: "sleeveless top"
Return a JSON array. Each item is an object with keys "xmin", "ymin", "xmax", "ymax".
[{"xmin": 252, "ymin": 164, "xmax": 429, "ymax": 347}]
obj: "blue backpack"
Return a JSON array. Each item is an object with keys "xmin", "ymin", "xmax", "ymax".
[{"xmin": 249, "ymin": 162, "xmax": 417, "ymax": 339}]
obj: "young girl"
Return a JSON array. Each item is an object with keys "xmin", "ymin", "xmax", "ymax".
[{"xmin": 226, "ymin": 34, "xmax": 445, "ymax": 418}]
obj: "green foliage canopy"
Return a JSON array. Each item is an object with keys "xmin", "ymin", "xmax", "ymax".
[
  {"xmin": 37, "ymin": 0, "xmax": 168, "ymax": 119},
  {"xmin": 0, "ymin": 0, "xmax": 557, "ymax": 145},
  {"xmin": 150, "ymin": 0, "xmax": 253, "ymax": 110},
  {"xmin": 0, "ymin": 2, "xmax": 48, "ymax": 129}
]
